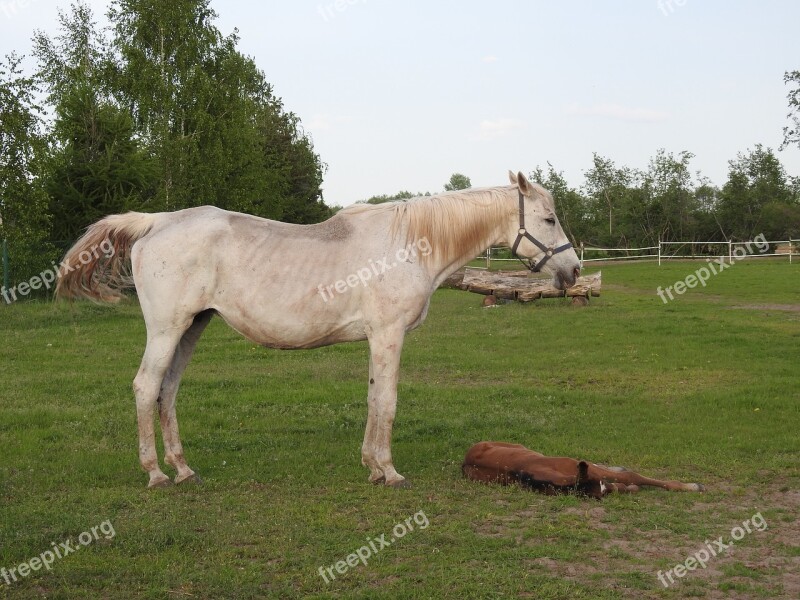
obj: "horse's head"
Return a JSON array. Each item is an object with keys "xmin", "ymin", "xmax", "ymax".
[{"xmin": 506, "ymin": 170, "xmax": 581, "ymax": 290}]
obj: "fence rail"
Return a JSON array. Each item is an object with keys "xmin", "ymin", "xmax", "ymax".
[{"xmin": 474, "ymin": 239, "xmax": 798, "ymax": 269}]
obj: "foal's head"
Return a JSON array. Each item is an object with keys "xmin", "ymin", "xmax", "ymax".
[{"xmin": 506, "ymin": 170, "xmax": 581, "ymax": 289}]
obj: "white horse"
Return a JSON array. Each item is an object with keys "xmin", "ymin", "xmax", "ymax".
[{"xmin": 57, "ymin": 171, "xmax": 580, "ymax": 489}]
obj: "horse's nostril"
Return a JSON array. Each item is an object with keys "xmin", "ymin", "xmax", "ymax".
[{"xmin": 573, "ymin": 267, "xmax": 581, "ymax": 280}]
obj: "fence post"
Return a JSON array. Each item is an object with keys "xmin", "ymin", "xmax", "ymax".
[
  {"xmin": 485, "ymin": 248, "xmax": 490, "ymax": 269},
  {"xmin": 2, "ymin": 238, "xmax": 8, "ymax": 295},
  {"xmin": 791, "ymin": 239, "xmax": 796, "ymax": 264},
  {"xmin": 580, "ymin": 242, "xmax": 584, "ymax": 268},
  {"xmin": 728, "ymin": 240, "xmax": 733, "ymax": 264},
  {"xmin": 658, "ymin": 239, "xmax": 661, "ymax": 266}
]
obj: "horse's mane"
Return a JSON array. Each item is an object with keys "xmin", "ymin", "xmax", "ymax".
[{"xmin": 340, "ymin": 186, "xmax": 524, "ymax": 265}]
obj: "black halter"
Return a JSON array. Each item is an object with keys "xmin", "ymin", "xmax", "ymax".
[{"xmin": 510, "ymin": 190, "xmax": 573, "ymax": 273}]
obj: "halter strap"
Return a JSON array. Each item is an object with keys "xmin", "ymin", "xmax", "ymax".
[{"xmin": 510, "ymin": 190, "xmax": 573, "ymax": 273}]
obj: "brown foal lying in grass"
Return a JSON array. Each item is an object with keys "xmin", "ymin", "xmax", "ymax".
[{"xmin": 462, "ymin": 442, "xmax": 705, "ymax": 499}]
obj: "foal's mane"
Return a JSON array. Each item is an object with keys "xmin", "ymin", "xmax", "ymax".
[{"xmin": 340, "ymin": 186, "xmax": 520, "ymax": 265}]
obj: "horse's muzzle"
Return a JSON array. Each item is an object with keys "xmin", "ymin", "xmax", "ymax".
[{"xmin": 555, "ymin": 265, "xmax": 580, "ymax": 290}]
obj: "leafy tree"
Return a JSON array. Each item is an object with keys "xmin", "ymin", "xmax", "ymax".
[
  {"xmin": 444, "ymin": 173, "xmax": 471, "ymax": 191},
  {"xmin": 32, "ymin": 2, "xmax": 112, "ymax": 109},
  {"xmin": 692, "ymin": 177, "xmax": 724, "ymax": 243},
  {"xmin": 45, "ymin": 82, "xmax": 157, "ymax": 241},
  {"xmin": 641, "ymin": 150, "xmax": 698, "ymax": 244},
  {"xmin": 761, "ymin": 201, "xmax": 800, "ymax": 240},
  {"xmin": 781, "ymin": 70, "xmax": 800, "ymax": 151},
  {"xmin": 0, "ymin": 54, "xmax": 54, "ymax": 287},
  {"xmin": 34, "ymin": 2, "xmax": 157, "ymax": 241},
  {"xmin": 716, "ymin": 145, "xmax": 793, "ymax": 240},
  {"xmin": 582, "ymin": 154, "xmax": 640, "ymax": 246},
  {"xmin": 109, "ymin": 0, "xmax": 328, "ymax": 221}
]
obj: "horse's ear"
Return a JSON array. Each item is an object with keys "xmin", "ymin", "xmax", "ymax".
[
  {"xmin": 508, "ymin": 170, "xmax": 517, "ymax": 185},
  {"xmin": 577, "ymin": 460, "xmax": 590, "ymax": 484},
  {"xmin": 516, "ymin": 171, "xmax": 533, "ymax": 196}
]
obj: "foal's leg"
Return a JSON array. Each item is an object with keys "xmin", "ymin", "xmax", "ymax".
[
  {"xmin": 133, "ymin": 328, "xmax": 189, "ymax": 489},
  {"xmin": 158, "ymin": 310, "xmax": 213, "ymax": 485},
  {"xmin": 588, "ymin": 463, "xmax": 704, "ymax": 492},
  {"xmin": 362, "ymin": 325, "xmax": 407, "ymax": 488}
]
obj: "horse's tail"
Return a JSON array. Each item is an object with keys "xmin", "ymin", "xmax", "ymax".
[{"xmin": 56, "ymin": 212, "xmax": 160, "ymax": 303}]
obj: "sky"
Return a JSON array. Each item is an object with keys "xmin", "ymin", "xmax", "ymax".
[{"xmin": 1, "ymin": 0, "xmax": 799, "ymax": 206}]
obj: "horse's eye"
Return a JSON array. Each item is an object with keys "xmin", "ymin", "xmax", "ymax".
[{"xmin": 545, "ymin": 218, "xmax": 556, "ymax": 225}]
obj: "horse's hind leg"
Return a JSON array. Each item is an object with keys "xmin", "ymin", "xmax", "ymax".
[
  {"xmin": 588, "ymin": 464, "xmax": 704, "ymax": 492},
  {"xmin": 134, "ymin": 327, "xmax": 189, "ymax": 488},
  {"xmin": 159, "ymin": 310, "xmax": 214, "ymax": 485}
]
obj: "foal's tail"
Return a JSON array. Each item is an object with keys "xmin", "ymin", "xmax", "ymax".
[{"xmin": 56, "ymin": 212, "xmax": 160, "ymax": 303}]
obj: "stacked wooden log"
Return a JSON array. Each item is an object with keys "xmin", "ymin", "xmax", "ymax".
[{"xmin": 441, "ymin": 269, "xmax": 601, "ymax": 305}]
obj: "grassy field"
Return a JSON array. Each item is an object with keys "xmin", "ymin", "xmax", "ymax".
[{"xmin": 1, "ymin": 260, "xmax": 798, "ymax": 599}]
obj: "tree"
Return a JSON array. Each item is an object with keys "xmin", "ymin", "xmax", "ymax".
[
  {"xmin": 781, "ymin": 70, "xmax": 800, "ymax": 151},
  {"xmin": 692, "ymin": 176, "xmax": 724, "ymax": 243},
  {"xmin": 108, "ymin": 0, "xmax": 328, "ymax": 221},
  {"xmin": 641, "ymin": 150, "xmax": 698, "ymax": 244},
  {"xmin": 716, "ymin": 145, "xmax": 793, "ymax": 240},
  {"xmin": 32, "ymin": 2, "xmax": 112, "ymax": 109},
  {"xmin": 582, "ymin": 154, "xmax": 640, "ymax": 246},
  {"xmin": 34, "ymin": 2, "xmax": 157, "ymax": 241},
  {"xmin": 444, "ymin": 173, "xmax": 471, "ymax": 191},
  {"xmin": 0, "ymin": 53, "xmax": 53, "ymax": 287},
  {"xmin": 45, "ymin": 82, "xmax": 157, "ymax": 241}
]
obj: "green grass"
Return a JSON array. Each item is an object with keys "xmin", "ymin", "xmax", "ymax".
[{"xmin": 1, "ymin": 260, "xmax": 798, "ymax": 599}]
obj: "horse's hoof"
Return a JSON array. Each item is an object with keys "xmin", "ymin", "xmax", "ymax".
[
  {"xmin": 369, "ymin": 475, "xmax": 386, "ymax": 485},
  {"xmin": 176, "ymin": 473, "xmax": 203, "ymax": 485},
  {"xmin": 148, "ymin": 476, "xmax": 173, "ymax": 489},
  {"xmin": 387, "ymin": 478, "xmax": 411, "ymax": 489},
  {"xmin": 688, "ymin": 483, "xmax": 705, "ymax": 492}
]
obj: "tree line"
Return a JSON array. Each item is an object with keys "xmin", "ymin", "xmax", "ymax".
[
  {"xmin": 362, "ymin": 147, "xmax": 800, "ymax": 252},
  {"xmin": 1, "ymin": 0, "xmax": 329, "ymax": 284},
  {"xmin": 532, "ymin": 145, "xmax": 799, "ymax": 250}
]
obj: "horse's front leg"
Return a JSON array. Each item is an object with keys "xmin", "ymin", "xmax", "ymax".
[{"xmin": 362, "ymin": 325, "xmax": 408, "ymax": 488}]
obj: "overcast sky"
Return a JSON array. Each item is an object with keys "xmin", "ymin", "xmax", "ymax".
[{"xmin": 2, "ymin": 1, "xmax": 799, "ymax": 206}]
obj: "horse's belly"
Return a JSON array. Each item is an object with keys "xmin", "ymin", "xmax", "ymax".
[{"xmin": 215, "ymin": 308, "xmax": 367, "ymax": 350}]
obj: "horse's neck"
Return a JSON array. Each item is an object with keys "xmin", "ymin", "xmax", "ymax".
[{"xmin": 424, "ymin": 222, "xmax": 507, "ymax": 289}]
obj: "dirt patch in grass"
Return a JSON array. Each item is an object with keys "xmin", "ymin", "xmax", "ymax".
[
  {"xmin": 485, "ymin": 483, "xmax": 800, "ymax": 599},
  {"xmin": 730, "ymin": 303, "xmax": 800, "ymax": 313}
]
